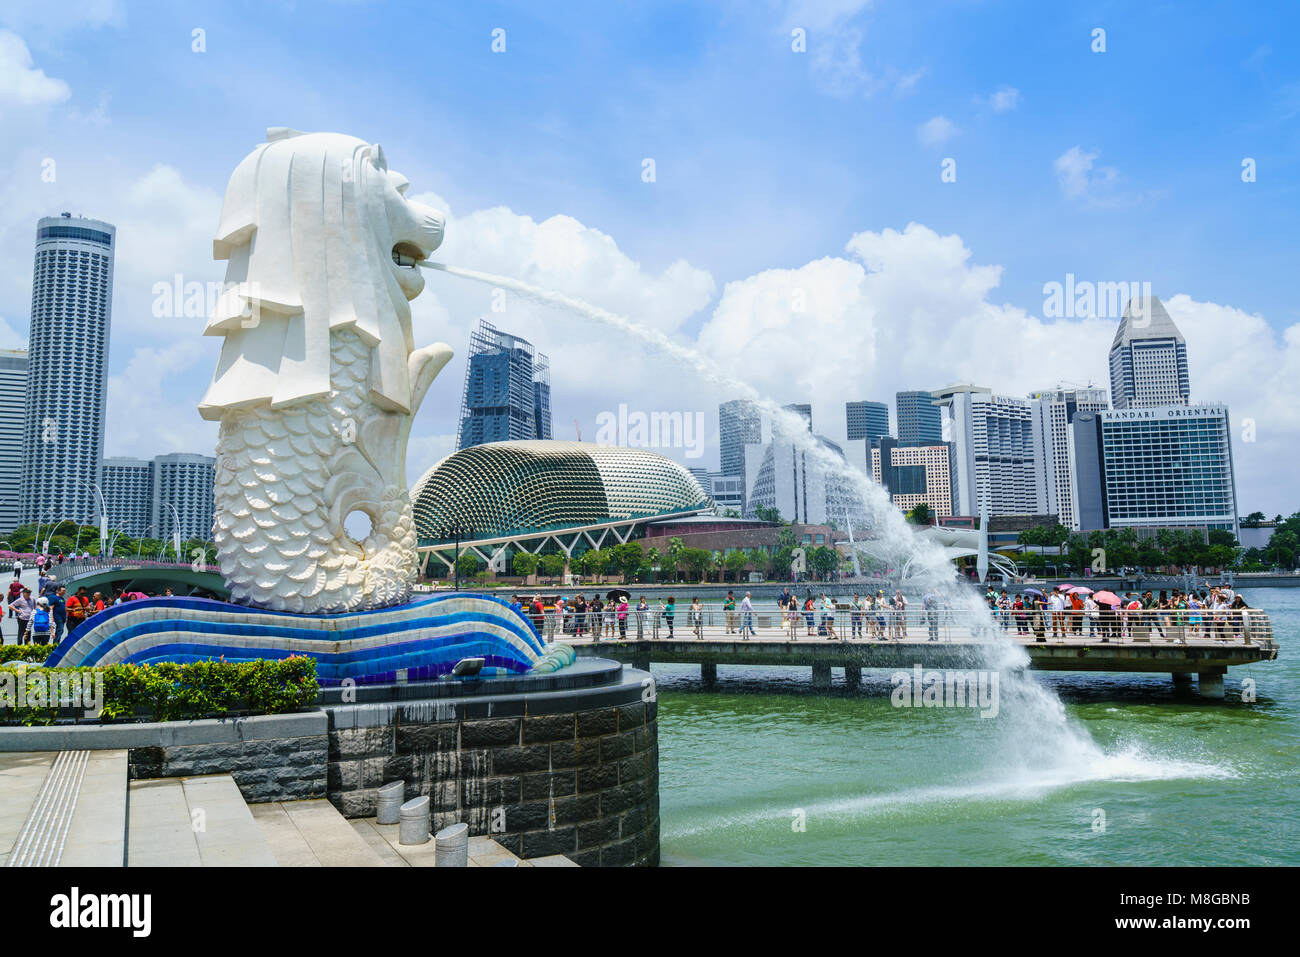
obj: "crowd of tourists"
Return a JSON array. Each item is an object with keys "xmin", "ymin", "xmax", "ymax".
[
  {"xmin": 511, "ymin": 581, "xmax": 1253, "ymax": 646},
  {"xmin": 982, "ymin": 583, "xmax": 1252, "ymax": 642},
  {"xmin": 4, "ymin": 556, "xmax": 174, "ymax": 645}
]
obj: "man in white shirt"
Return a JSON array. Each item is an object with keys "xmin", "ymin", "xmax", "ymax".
[{"xmin": 739, "ymin": 593, "xmax": 755, "ymax": 639}]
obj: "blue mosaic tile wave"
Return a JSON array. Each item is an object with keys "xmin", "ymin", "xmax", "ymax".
[{"xmin": 44, "ymin": 593, "xmax": 547, "ymax": 684}]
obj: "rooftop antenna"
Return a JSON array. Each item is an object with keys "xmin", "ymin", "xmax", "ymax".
[{"xmin": 574, "ymin": 418, "xmax": 581, "ymax": 442}]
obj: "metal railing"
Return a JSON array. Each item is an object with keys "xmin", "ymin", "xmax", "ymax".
[{"xmin": 519, "ymin": 605, "xmax": 1272, "ymax": 646}]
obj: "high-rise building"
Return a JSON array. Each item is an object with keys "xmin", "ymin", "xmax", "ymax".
[
  {"xmin": 0, "ymin": 350, "xmax": 28, "ymax": 533},
  {"xmin": 718, "ymin": 398, "xmax": 762, "ymax": 512},
  {"xmin": 20, "ymin": 214, "xmax": 115, "ymax": 527},
  {"xmin": 896, "ymin": 390, "xmax": 944, "ymax": 445},
  {"xmin": 1029, "ymin": 384, "xmax": 1109, "ymax": 529},
  {"xmin": 102, "ymin": 457, "xmax": 153, "ymax": 538},
  {"xmin": 781, "ymin": 403, "xmax": 813, "ymax": 433},
  {"xmin": 1108, "ymin": 296, "xmax": 1189, "ymax": 410},
  {"xmin": 744, "ymin": 432, "xmax": 866, "ymax": 527},
  {"xmin": 846, "ymin": 400, "xmax": 890, "ymax": 446},
  {"xmin": 151, "ymin": 453, "xmax": 216, "ymax": 543},
  {"xmin": 932, "ymin": 384, "xmax": 1041, "ymax": 517},
  {"xmin": 871, "ymin": 438, "xmax": 956, "ymax": 517},
  {"xmin": 1071, "ymin": 405, "xmax": 1237, "ymax": 535},
  {"xmin": 456, "ymin": 319, "xmax": 552, "ymax": 450}
]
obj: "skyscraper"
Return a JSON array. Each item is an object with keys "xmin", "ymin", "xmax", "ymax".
[
  {"xmin": 846, "ymin": 400, "xmax": 890, "ymax": 446},
  {"xmin": 1108, "ymin": 295, "xmax": 1189, "ymax": 410},
  {"xmin": 456, "ymin": 319, "xmax": 552, "ymax": 450},
  {"xmin": 718, "ymin": 398, "xmax": 762, "ymax": 501},
  {"xmin": 1071, "ymin": 405, "xmax": 1237, "ymax": 535},
  {"xmin": 21, "ymin": 214, "xmax": 115, "ymax": 527},
  {"xmin": 932, "ymin": 384, "xmax": 1042, "ymax": 517},
  {"xmin": 896, "ymin": 390, "xmax": 943, "ymax": 445},
  {"xmin": 151, "ymin": 453, "xmax": 216, "ymax": 544},
  {"xmin": 0, "ymin": 350, "xmax": 28, "ymax": 533},
  {"xmin": 102, "ymin": 453, "xmax": 215, "ymax": 544},
  {"xmin": 102, "ymin": 457, "xmax": 153, "ymax": 538},
  {"xmin": 1029, "ymin": 384, "xmax": 1109, "ymax": 529}
]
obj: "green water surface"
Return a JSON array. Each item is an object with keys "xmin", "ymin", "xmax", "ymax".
[{"xmin": 657, "ymin": 588, "xmax": 1298, "ymax": 866}]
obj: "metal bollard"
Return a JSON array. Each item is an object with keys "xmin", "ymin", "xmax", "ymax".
[
  {"xmin": 398, "ymin": 796, "xmax": 431, "ymax": 845},
  {"xmin": 435, "ymin": 822, "xmax": 469, "ymax": 867},
  {"xmin": 377, "ymin": 780, "xmax": 404, "ymax": 826}
]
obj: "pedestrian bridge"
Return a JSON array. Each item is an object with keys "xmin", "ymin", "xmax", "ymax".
[
  {"xmin": 22, "ymin": 559, "xmax": 228, "ymax": 600},
  {"xmin": 561, "ymin": 609, "xmax": 1278, "ymax": 698}
]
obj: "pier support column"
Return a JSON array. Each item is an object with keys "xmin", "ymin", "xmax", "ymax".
[
  {"xmin": 633, "ymin": 654, "xmax": 650, "ymax": 672},
  {"xmin": 1171, "ymin": 672, "xmax": 1193, "ymax": 692},
  {"xmin": 1197, "ymin": 668, "xmax": 1226, "ymax": 699},
  {"xmin": 844, "ymin": 665, "xmax": 862, "ymax": 689},
  {"xmin": 701, "ymin": 662, "xmax": 717, "ymax": 686},
  {"xmin": 812, "ymin": 662, "xmax": 832, "ymax": 689}
]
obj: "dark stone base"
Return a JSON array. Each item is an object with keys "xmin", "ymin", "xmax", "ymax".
[{"xmin": 325, "ymin": 660, "xmax": 659, "ymax": 866}]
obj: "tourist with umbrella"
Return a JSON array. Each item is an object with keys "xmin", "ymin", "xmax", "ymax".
[{"xmin": 1092, "ymin": 590, "xmax": 1121, "ymax": 641}]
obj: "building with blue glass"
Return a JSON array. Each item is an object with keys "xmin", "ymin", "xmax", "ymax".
[
  {"xmin": 1070, "ymin": 405, "xmax": 1238, "ymax": 535},
  {"xmin": 456, "ymin": 319, "xmax": 553, "ymax": 450}
]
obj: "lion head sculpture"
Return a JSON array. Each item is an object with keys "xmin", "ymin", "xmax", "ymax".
[{"xmin": 199, "ymin": 128, "xmax": 446, "ymax": 418}]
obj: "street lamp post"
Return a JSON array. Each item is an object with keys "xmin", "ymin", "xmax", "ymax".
[
  {"xmin": 161, "ymin": 502, "xmax": 183, "ymax": 562},
  {"xmin": 76, "ymin": 480, "xmax": 109, "ymax": 556},
  {"xmin": 136, "ymin": 525, "xmax": 154, "ymax": 560},
  {"xmin": 441, "ymin": 524, "xmax": 474, "ymax": 592}
]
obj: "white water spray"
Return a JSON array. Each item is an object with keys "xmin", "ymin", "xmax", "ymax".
[{"xmin": 421, "ymin": 260, "xmax": 1179, "ymax": 787}]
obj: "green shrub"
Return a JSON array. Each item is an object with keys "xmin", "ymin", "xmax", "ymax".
[
  {"xmin": 0, "ymin": 655, "xmax": 320, "ymax": 726},
  {"xmin": 0, "ymin": 644, "xmax": 57, "ymax": 664}
]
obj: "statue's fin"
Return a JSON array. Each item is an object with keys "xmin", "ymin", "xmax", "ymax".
[{"xmin": 266, "ymin": 127, "xmax": 306, "ymax": 142}]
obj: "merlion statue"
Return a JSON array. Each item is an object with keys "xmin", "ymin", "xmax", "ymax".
[{"xmin": 199, "ymin": 129, "xmax": 451, "ymax": 613}]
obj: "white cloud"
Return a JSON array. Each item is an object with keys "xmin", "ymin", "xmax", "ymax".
[
  {"xmin": 1054, "ymin": 145, "xmax": 1122, "ymax": 202},
  {"xmin": 981, "ymin": 85, "xmax": 1020, "ymax": 112},
  {"xmin": 0, "ymin": 30, "xmax": 70, "ymax": 109},
  {"xmin": 692, "ymin": 222, "xmax": 1299, "ymax": 512},
  {"xmin": 0, "ymin": 314, "xmax": 23, "ymax": 349},
  {"xmin": 917, "ymin": 115, "xmax": 957, "ymax": 146},
  {"xmin": 0, "ymin": 1, "xmax": 124, "ymax": 36}
]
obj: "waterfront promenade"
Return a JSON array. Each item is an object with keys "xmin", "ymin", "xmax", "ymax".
[{"xmin": 557, "ymin": 609, "xmax": 1278, "ymax": 698}]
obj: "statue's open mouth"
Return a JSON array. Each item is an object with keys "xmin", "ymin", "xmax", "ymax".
[{"xmin": 392, "ymin": 242, "xmax": 426, "ymax": 268}]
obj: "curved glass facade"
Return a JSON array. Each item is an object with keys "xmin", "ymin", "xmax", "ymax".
[{"xmin": 411, "ymin": 440, "xmax": 709, "ymax": 543}]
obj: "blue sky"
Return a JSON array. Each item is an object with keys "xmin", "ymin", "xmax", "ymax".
[{"xmin": 2, "ymin": 0, "xmax": 1298, "ymax": 512}]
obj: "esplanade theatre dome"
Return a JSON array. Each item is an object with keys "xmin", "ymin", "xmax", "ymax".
[{"xmin": 411, "ymin": 441, "xmax": 711, "ymax": 542}]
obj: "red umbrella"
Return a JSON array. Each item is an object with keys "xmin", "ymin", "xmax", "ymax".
[{"xmin": 1093, "ymin": 590, "xmax": 1120, "ymax": 605}]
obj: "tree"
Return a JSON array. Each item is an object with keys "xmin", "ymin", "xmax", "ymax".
[
  {"xmin": 609, "ymin": 542, "xmax": 646, "ymax": 583},
  {"xmin": 538, "ymin": 553, "xmax": 567, "ymax": 579},
  {"xmin": 906, "ymin": 503, "xmax": 933, "ymax": 526},
  {"xmin": 666, "ymin": 537, "xmax": 685, "ymax": 582},
  {"xmin": 512, "ymin": 552, "xmax": 538, "ymax": 578},
  {"xmin": 645, "ymin": 547, "xmax": 661, "ymax": 582},
  {"xmin": 753, "ymin": 505, "xmax": 782, "ymax": 524},
  {"xmin": 581, "ymin": 548, "xmax": 609, "ymax": 581},
  {"xmin": 775, "ymin": 526, "xmax": 799, "ymax": 551},
  {"xmin": 682, "ymin": 547, "xmax": 712, "ymax": 581},
  {"xmin": 724, "ymin": 549, "xmax": 749, "ymax": 581},
  {"xmin": 455, "ymin": 552, "xmax": 483, "ymax": 579},
  {"xmin": 1241, "ymin": 511, "xmax": 1266, "ymax": 528},
  {"xmin": 770, "ymin": 546, "xmax": 794, "ymax": 580},
  {"xmin": 746, "ymin": 548, "xmax": 769, "ymax": 579},
  {"xmin": 809, "ymin": 545, "xmax": 839, "ymax": 580}
]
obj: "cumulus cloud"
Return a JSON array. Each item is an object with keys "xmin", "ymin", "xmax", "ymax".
[
  {"xmin": 402, "ymin": 204, "xmax": 718, "ymax": 482},
  {"xmin": 917, "ymin": 115, "xmax": 958, "ymax": 147},
  {"xmin": 0, "ymin": 30, "xmax": 70, "ymax": 109},
  {"xmin": 692, "ymin": 222, "xmax": 1297, "ymax": 511}
]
